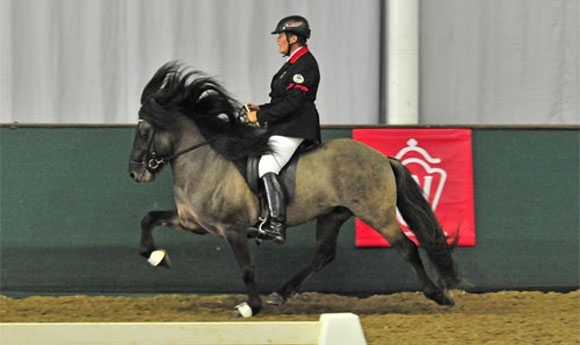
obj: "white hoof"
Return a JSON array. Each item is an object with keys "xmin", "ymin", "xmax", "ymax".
[
  {"xmin": 234, "ymin": 302, "xmax": 253, "ymax": 318},
  {"xmin": 147, "ymin": 249, "xmax": 170, "ymax": 268}
]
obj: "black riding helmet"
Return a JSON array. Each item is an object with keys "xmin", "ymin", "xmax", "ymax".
[
  {"xmin": 271, "ymin": 15, "xmax": 311, "ymax": 39},
  {"xmin": 271, "ymin": 15, "xmax": 311, "ymax": 56}
]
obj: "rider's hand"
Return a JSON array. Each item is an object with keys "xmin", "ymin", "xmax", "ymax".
[{"xmin": 247, "ymin": 110, "xmax": 258, "ymax": 123}]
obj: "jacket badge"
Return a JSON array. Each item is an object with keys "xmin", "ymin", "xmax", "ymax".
[{"xmin": 292, "ymin": 74, "xmax": 305, "ymax": 84}]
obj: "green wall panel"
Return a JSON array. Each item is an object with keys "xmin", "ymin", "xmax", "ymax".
[
  {"xmin": 467, "ymin": 129, "xmax": 579, "ymax": 290},
  {"xmin": 1, "ymin": 126, "xmax": 578, "ymax": 296}
]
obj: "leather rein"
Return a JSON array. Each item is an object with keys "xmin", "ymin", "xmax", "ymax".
[{"xmin": 131, "ymin": 126, "xmax": 222, "ymax": 173}]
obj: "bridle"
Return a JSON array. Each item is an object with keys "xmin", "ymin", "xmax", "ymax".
[{"xmin": 130, "ymin": 124, "xmax": 221, "ymax": 174}]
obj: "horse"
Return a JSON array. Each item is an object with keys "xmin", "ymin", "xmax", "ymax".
[{"xmin": 128, "ymin": 61, "xmax": 461, "ymax": 317}]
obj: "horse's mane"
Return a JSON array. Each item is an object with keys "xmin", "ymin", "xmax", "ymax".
[{"xmin": 140, "ymin": 61, "xmax": 271, "ymax": 161}]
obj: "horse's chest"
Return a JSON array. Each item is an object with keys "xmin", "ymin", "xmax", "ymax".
[{"xmin": 174, "ymin": 190, "xmax": 223, "ymax": 236}]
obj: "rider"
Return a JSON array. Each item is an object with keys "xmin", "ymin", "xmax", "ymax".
[{"xmin": 246, "ymin": 15, "xmax": 321, "ymax": 244}]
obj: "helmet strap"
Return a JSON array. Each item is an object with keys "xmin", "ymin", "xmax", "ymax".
[{"xmin": 284, "ymin": 32, "xmax": 298, "ymax": 56}]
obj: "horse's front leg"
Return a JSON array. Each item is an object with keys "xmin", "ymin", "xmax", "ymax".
[
  {"xmin": 224, "ymin": 229, "xmax": 261, "ymax": 317},
  {"xmin": 139, "ymin": 209, "xmax": 209, "ymax": 258},
  {"xmin": 139, "ymin": 210, "xmax": 181, "ymax": 259}
]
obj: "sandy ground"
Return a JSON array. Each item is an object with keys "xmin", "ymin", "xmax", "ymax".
[{"xmin": 1, "ymin": 290, "xmax": 579, "ymax": 344}]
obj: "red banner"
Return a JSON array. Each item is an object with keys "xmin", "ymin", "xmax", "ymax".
[{"xmin": 353, "ymin": 129, "xmax": 476, "ymax": 247}]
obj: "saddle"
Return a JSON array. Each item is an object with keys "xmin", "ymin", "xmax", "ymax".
[{"xmin": 235, "ymin": 141, "xmax": 318, "ymax": 238}]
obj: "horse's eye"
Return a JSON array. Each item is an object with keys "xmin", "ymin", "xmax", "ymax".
[{"xmin": 139, "ymin": 130, "xmax": 150, "ymax": 139}]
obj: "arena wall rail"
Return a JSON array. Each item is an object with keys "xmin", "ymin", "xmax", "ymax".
[
  {"xmin": 0, "ymin": 313, "xmax": 367, "ymax": 345},
  {"xmin": 0, "ymin": 125, "xmax": 578, "ymax": 296}
]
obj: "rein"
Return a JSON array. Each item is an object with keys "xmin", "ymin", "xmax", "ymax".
[{"xmin": 134, "ymin": 131, "xmax": 223, "ymax": 173}]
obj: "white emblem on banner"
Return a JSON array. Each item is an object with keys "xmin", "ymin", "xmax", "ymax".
[{"xmin": 395, "ymin": 138, "xmax": 447, "ymax": 236}]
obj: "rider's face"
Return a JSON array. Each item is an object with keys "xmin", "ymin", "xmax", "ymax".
[{"xmin": 276, "ymin": 33, "xmax": 297, "ymax": 55}]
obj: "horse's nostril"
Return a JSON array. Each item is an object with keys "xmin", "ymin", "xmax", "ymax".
[{"xmin": 129, "ymin": 172, "xmax": 136, "ymax": 179}]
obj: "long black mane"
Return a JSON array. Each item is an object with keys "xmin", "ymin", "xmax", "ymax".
[{"xmin": 139, "ymin": 61, "xmax": 270, "ymax": 161}]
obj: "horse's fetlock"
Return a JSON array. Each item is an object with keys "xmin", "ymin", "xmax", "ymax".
[{"xmin": 139, "ymin": 248, "xmax": 153, "ymax": 258}]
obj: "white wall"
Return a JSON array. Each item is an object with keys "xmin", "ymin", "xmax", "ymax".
[{"xmin": 1, "ymin": 0, "xmax": 578, "ymax": 125}]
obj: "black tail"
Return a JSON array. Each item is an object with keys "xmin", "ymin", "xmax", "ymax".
[{"xmin": 389, "ymin": 158, "xmax": 460, "ymax": 289}]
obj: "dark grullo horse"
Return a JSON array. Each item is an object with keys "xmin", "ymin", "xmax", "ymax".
[{"xmin": 128, "ymin": 62, "xmax": 460, "ymax": 317}]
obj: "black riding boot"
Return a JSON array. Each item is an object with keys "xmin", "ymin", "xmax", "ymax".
[{"xmin": 261, "ymin": 172, "xmax": 286, "ymax": 244}]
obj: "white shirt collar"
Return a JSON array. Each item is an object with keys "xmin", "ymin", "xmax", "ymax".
[{"xmin": 286, "ymin": 46, "xmax": 305, "ymax": 61}]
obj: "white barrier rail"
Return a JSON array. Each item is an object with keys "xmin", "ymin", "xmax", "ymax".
[{"xmin": 0, "ymin": 312, "xmax": 367, "ymax": 345}]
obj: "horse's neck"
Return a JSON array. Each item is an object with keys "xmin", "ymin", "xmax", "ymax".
[
  {"xmin": 171, "ymin": 144, "xmax": 235, "ymax": 189},
  {"xmin": 172, "ymin": 122, "xmax": 219, "ymax": 175},
  {"xmin": 171, "ymin": 121, "xmax": 244, "ymax": 196}
]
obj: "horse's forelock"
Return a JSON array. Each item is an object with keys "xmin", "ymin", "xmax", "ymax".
[{"xmin": 139, "ymin": 98, "xmax": 171, "ymax": 127}]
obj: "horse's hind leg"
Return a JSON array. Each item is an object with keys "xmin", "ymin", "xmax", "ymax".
[
  {"xmin": 377, "ymin": 218, "xmax": 454, "ymax": 306},
  {"xmin": 267, "ymin": 207, "xmax": 352, "ymax": 305},
  {"xmin": 391, "ymin": 233, "xmax": 454, "ymax": 305}
]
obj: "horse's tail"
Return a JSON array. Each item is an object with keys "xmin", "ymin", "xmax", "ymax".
[{"xmin": 389, "ymin": 157, "xmax": 460, "ymax": 289}]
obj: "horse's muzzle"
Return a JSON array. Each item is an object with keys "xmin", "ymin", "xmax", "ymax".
[{"xmin": 128, "ymin": 163, "xmax": 155, "ymax": 183}]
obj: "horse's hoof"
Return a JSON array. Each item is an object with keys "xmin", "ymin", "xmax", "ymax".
[
  {"xmin": 147, "ymin": 249, "xmax": 171, "ymax": 268},
  {"xmin": 233, "ymin": 302, "xmax": 253, "ymax": 318},
  {"xmin": 442, "ymin": 295, "xmax": 455, "ymax": 306},
  {"xmin": 265, "ymin": 292, "xmax": 286, "ymax": 306},
  {"xmin": 425, "ymin": 289, "xmax": 455, "ymax": 306}
]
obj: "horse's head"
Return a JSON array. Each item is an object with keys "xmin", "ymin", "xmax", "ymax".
[
  {"xmin": 128, "ymin": 62, "xmax": 183, "ymax": 182},
  {"xmin": 128, "ymin": 61, "xmax": 272, "ymax": 182},
  {"xmin": 128, "ymin": 117, "xmax": 174, "ymax": 183}
]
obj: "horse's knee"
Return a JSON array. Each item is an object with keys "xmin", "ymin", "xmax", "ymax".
[
  {"xmin": 141, "ymin": 210, "xmax": 178, "ymax": 229},
  {"xmin": 141, "ymin": 211, "xmax": 158, "ymax": 229}
]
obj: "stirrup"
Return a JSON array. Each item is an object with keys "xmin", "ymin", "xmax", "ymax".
[
  {"xmin": 259, "ymin": 224, "xmax": 285, "ymax": 244},
  {"xmin": 247, "ymin": 217, "xmax": 267, "ymax": 243}
]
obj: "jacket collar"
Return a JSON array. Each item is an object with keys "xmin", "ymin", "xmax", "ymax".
[{"xmin": 289, "ymin": 46, "xmax": 309, "ymax": 64}]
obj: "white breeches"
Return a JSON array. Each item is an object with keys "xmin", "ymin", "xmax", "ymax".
[{"xmin": 258, "ymin": 135, "xmax": 304, "ymax": 177}]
